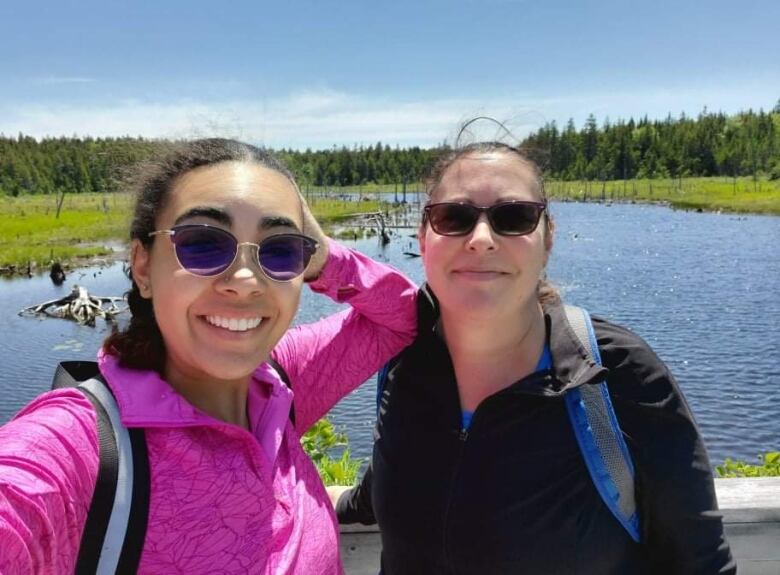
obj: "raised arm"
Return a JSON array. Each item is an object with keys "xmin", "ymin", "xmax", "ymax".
[{"xmin": 271, "ymin": 238, "xmax": 417, "ymax": 433}]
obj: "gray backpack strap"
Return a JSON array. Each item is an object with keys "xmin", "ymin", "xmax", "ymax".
[
  {"xmin": 78, "ymin": 378, "xmax": 138, "ymax": 574},
  {"xmin": 563, "ymin": 305, "xmax": 640, "ymax": 542},
  {"xmin": 53, "ymin": 362, "xmax": 149, "ymax": 573}
]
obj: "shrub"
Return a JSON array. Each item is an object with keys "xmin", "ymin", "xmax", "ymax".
[
  {"xmin": 769, "ymin": 161, "xmax": 780, "ymax": 181},
  {"xmin": 300, "ymin": 418, "xmax": 364, "ymax": 486},
  {"xmin": 716, "ymin": 452, "xmax": 780, "ymax": 477}
]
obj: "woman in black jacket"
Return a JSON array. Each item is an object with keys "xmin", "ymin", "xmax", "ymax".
[{"xmin": 333, "ymin": 139, "xmax": 735, "ymax": 574}]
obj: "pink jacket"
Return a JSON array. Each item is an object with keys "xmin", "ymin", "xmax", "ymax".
[{"xmin": 0, "ymin": 241, "xmax": 417, "ymax": 574}]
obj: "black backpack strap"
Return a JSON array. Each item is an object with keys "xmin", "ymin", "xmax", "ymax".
[
  {"xmin": 267, "ymin": 357, "xmax": 296, "ymax": 425},
  {"xmin": 53, "ymin": 362, "xmax": 150, "ymax": 573},
  {"xmin": 117, "ymin": 427, "xmax": 149, "ymax": 574},
  {"xmin": 53, "ymin": 360, "xmax": 101, "ymax": 389}
]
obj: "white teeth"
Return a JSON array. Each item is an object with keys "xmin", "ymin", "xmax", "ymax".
[{"xmin": 205, "ymin": 315, "xmax": 262, "ymax": 332}]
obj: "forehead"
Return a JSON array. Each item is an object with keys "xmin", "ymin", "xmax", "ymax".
[
  {"xmin": 435, "ymin": 152, "xmax": 539, "ymax": 203},
  {"xmin": 163, "ymin": 161, "xmax": 301, "ymax": 226}
]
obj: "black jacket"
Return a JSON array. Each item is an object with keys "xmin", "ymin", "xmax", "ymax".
[{"xmin": 337, "ymin": 288, "xmax": 735, "ymax": 574}]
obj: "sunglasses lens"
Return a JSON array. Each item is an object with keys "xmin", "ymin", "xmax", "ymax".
[
  {"xmin": 258, "ymin": 235, "xmax": 315, "ymax": 281},
  {"xmin": 173, "ymin": 226, "xmax": 236, "ymax": 276},
  {"xmin": 427, "ymin": 204, "xmax": 479, "ymax": 235},
  {"xmin": 490, "ymin": 203, "xmax": 544, "ymax": 235}
]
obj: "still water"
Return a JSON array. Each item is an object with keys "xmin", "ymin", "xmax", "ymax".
[{"xmin": 1, "ymin": 202, "xmax": 778, "ymax": 467}]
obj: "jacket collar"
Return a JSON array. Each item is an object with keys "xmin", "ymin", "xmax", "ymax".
[
  {"xmin": 97, "ymin": 350, "xmax": 292, "ymax": 430},
  {"xmin": 543, "ymin": 302, "xmax": 609, "ymax": 395},
  {"xmin": 416, "ymin": 286, "xmax": 608, "ymax": 397}
]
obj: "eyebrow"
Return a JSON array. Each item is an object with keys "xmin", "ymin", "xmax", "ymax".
[
  {"xmin": 174, "ymin": 207, "xmax": 231, "ymax": 226},
  {"xmin": 259, "ymin": 215, "xmax": 299, "ymax": 231},
  {"xmin": 173, "ymin": 206, "xmax": 300, "ymax": 231}
]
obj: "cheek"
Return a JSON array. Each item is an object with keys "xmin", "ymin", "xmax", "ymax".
[
  {"xmin": 150, "ymin": 274, "xmax": 199, "ymax": 332},
  {"xmin": 420, "ymin": 235, "xmax": 451, "ymax": 288},
  {"xmin": 270, "ymin": 282, "xmax": 303, "ymax": 331},
  {"xmin": 281, "ymin": 284, "xmax": 302, "ymax": 317}
]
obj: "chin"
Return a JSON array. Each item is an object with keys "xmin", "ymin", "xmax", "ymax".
[
  {"xmin": 197, "ymin": 356, "xmax": 263, "ymax": 383},
  {"xmin": 444, "ymin": 287, "xmax": 525, "ymax": 317}
]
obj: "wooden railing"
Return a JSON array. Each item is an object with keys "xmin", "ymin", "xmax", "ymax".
[{"xmin": 338, "ymin": 478, "xmax": 780, "ymax": 574}]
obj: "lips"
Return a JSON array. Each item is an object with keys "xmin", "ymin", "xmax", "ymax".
[
  {"xmin": 453, "ymin": 268, "xmax": 507, "ymax": 275},
  {"xmin": 204, "ymin": 315, "xmax": 264, "ymax": 332},
  {"xmin": 451, "ymin": 268, "xmax": 509, "ymax": 282}
]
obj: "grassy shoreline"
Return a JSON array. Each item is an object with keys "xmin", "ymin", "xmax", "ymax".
[
  {"xmin": 0, "ymin": 193, "xmax": 389, "ymax": 274},
  {"xmin": 309, "ymin": 177, "xmax": 780, "ymax": 215},
  {"xmin": 2, "ymin": 176, "xmax": 778, "ymax": 273},
  {"xmin": 545, "ymin": 176, "xmax": 780, "ymax": 215}
]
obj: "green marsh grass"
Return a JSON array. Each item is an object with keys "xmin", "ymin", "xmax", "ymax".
[
  {"xmin": 1, "ymin": 194, "xmax": 132, "ymax": 270},
  {"xmin": 1, "ymin": 193, "xmax": 389, "ymax": 270},
  {"xmin": 546, "ymin": 177, "xmax": 780, "ymax": 215}
]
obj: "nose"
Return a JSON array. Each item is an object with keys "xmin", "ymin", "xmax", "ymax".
[
  {"xmin": 466, "ymin": 214, "xmax": 497, "ymax": 251},
  {"xmin": 215, "ymin": 243, "xmax": 267, "ymax": 296}
]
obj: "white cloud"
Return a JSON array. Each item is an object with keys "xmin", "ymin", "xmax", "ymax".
[
  {"xmin": 1, "ymin": 80, "xmax": 776, "ymax": 149},
  {"xmin": 31, "ymin": 76, "xmax": 98, "ymax": 85}
]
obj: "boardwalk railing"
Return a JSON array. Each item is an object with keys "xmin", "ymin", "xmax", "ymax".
[{"xmin": 339, "ymin": 477, "xmax": 780, "ymax": 575}]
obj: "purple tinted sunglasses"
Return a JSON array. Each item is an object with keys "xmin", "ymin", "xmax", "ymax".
[{"xmin": 149, "ymin": 224, "xmax": 318, "ymax": 282}]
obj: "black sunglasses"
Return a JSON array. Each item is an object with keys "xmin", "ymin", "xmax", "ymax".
[
  {"xmin": 149, "ymin": 224, "xmax": 318, "ymax": 282},
  {"xmin": 423, "ymin": 201, "xmax": 547, "ymax": 236}
]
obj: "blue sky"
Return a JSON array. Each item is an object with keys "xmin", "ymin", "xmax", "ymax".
[{"xmin": 1, "ymin": 0, "xmax": 778, "ymax": 149}]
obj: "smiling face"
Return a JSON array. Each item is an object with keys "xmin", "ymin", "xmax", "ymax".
[
  {"xmin": 131, "ymin": 160, "xmax": 304, "ymax": 388},
  {"xmin": 419, "ymin": 151, "xmax": 552, "ymax": 321}
]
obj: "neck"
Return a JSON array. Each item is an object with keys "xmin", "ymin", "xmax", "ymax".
[
  {"xmin": 165, "ymin": 369, "xmax": 251, "ymax": 429},
  {"xmin": 440, "ymin": 299, "xmax": 546, "ymax": 411}
]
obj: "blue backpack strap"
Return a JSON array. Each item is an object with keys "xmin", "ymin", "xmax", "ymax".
[
  {"xmin": 562, "ymin": 306, "xmax": 640, "ymax": 543},
  {"xmin": 376, "ymin": 363, "xmax": 391, "ymax": 414},
  {"xmin": 53, "ymin": 362, "xmax": 149, "ymax": 573},
  {"xmin": 376, "ymin": 357, "xmax": 401, "ymax": 415}
]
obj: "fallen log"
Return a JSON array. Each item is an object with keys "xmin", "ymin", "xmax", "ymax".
[{"xmin": 19, "ymin": 285, "xmax": 127, "ymax": 326}]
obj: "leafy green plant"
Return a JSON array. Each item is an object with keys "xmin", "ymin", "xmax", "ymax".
[
  {"xmin": 301, "ymin": 418, "xmax": 364, "ymax": 486},
  {"xmin": 716, "ymin": 452, "xmax": 780, "ymax": 477}
]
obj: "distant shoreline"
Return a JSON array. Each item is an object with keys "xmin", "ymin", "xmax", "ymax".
[{"xmin": 2, "ymin": 180, "xmax": 777, "ymax": 277}]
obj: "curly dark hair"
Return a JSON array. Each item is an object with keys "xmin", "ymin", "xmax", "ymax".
[{"xmin": 103, "ymin": 138, "xmax": 298, "ymax": 374}]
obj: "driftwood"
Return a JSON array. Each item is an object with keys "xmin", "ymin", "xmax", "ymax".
[
  {"xmin": 342, "ymin": 211, "xmax": 392, "ymax": 245},
  {"xmin": 19, "ymin": 285, "xmax": 127, "ymax": 326}
]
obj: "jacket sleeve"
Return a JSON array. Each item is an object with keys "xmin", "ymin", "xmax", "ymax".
[
  {"xmin": 596, "ymin": 319, "xmax": 736, "ymax": 575},
  {"xmin": 335, "ymin": 459, "xmax": 377, "ymax": 525},
  {"xmin": 0, "ymin": 389, "xmax": 100, "ymax": 574},
  {"xmin": 271, "ymin": 239, "xmax": 418, "ymax": 433}
]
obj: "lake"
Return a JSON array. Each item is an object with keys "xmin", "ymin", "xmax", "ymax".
[{"xmin": 1, "ymin": 202, "xmax": 778, "ymax": 468}]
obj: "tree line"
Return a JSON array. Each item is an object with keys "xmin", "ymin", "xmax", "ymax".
[
  {"xmin": 524, "ymin": 103, "xmax": 780, "ymax": 181},
  {"xmin": 1, "ymin": 103, "xmax": 778, "ymax": 197}
]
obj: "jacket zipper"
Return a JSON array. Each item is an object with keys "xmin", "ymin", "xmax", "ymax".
[{"xmin": 441, "ymin": 413, "xmax": 473, "ymax": 573}]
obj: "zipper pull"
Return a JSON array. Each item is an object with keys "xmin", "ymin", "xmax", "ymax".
[{"xmin": 459, "ymin": 428, "xmax": 469, "ymax": 441}]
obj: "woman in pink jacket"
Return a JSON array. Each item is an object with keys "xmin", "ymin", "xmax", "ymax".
[{"xmin": 0, "ymin": 139, "xmax": 417, "ymax": 574}]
